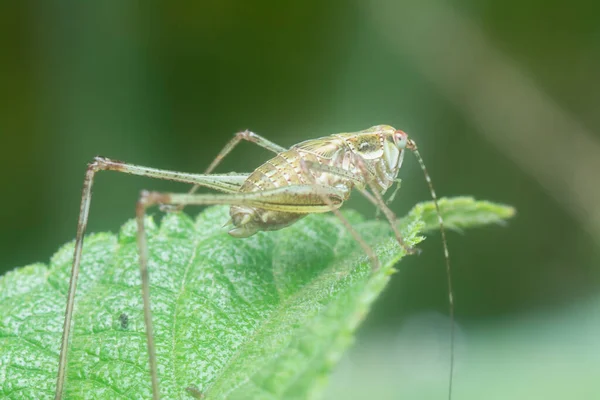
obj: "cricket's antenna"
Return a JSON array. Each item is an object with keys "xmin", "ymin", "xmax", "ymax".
[{"xmin": 407, "ymin": 139, "xmax": 455, "ymax": 400}]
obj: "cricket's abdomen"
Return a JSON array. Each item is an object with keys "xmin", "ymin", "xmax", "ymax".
[
  {"xmin": 239, "ymin": 149, "xmax": 317, "ymax": 192},
  {"xmin": 228, "ymin": 147, "xmax": 349, "ymax": 238}
]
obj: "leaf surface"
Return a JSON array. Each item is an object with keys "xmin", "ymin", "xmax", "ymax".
[{"xmin": 0, "ymin": 197, "xmax": 514, "ymax": 399}]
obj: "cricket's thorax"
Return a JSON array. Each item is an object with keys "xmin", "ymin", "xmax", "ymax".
[{"xmin": 228, "ymin": 125, "xmax": 407, "ymax": 238}]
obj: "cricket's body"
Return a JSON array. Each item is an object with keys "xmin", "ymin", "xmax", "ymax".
[
  {"xmin": 55, "ymin": 124, "xmax": 455, "ymax": 400},
  {"xmin": 229, "ymin": 125, "xmax": 407, "ymax": 237}
]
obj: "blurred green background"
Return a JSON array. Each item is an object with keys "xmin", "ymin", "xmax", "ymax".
[{"xmin": 1, "ymin": 1, "xmax": 599, "ymax": 399}]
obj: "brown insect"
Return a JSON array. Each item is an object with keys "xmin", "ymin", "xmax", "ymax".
[{"xmin": 55, "ymin": 125, "xmax": 454, "ymax": 399}]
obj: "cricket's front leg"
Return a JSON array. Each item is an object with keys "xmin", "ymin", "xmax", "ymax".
[{"xmin": 304, "ymin": 156, "xmax": 417, "ymax": 256}]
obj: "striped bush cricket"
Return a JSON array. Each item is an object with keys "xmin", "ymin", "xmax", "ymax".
[{"xmin": 55, "ymin": 125, "xmax": 454, "ymax": 399}]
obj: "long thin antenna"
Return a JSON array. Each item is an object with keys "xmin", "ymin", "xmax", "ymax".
[{"xmin": 408, "ymin": 139, "xmax": 455, "ymax": 400}]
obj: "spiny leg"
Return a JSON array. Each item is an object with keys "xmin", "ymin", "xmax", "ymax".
[
  {"xmin": 385, "ymin": 179, "xmax": 402, "ymax": 205},
  {"xmin": 299, "ymin": 159, "xmax": 414, "ymax": 261},
  {"xmin": 407, "ymin": 140, "xmax": 455, "ymax": 400},
  {"xmin": 374, "ymin": 178, "xmax": 402, "ymax": 219},
  {"xmin": 173, "ymin": 130, "xmax": 288, "ymax": 209},
  {"xmin": 304, "ymin": 155, "xmax": 415, "ymax": 255},
  {"xmin": 356, "ymin": 157, "xmax": 417, "ymax": 254},
  {"xmin": 55, "ymin": 157, "xmax": 249, "ymax": 400},
  {"xmin": 141, "ymin": 185, "xmax": 346, "ymax": 213},
  {"xmin": 375, "ymin": 178, "xmax": 402, "ymax": 219},
  {"xmin": 205, "ymin": 130, "xmax": 286, "ymax": 174},
  {"xmin": 298, "ymin": 160, "xmax": 380, "ymax": 270},
  {"xmin": 359, "ymin": 187, "xmax": 416, "ymax": 255}
]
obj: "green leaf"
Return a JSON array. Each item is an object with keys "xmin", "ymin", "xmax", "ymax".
[
  {"xmin": 0, "ymin": 197, "xmax": 514, "ymax": 400},
  {"xmin": 408, "ymin": 196, "xmax": 516, "ymax": 233}
]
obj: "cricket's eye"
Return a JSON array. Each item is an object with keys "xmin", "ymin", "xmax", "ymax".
[{"xmin": 394, "ymin": 130, "xmax": 408, "ymax": 149}]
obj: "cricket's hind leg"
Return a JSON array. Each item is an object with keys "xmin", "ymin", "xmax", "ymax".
[
  {"xmin": 168, "ymin": 130, "xmax": 288, "ymax": 213},
  {"xmin": 204, "ymin": 130, "xmax": 287, "ymax": 174},
  {"xmin": 55, "ymin": 156, "xmax": 250, "ymax": 400}
]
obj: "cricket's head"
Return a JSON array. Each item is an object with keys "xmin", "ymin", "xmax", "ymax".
[
  {"xmin": 356, "ymin": 125, "xmax": 413, "ymax": 173},
  {"xmin": 348, "ymin": 125, "xmax": 402, "ymax": 167},
  {"xmin": 340, "ymin": 125, "xmax": 409, "ymax": 192}
]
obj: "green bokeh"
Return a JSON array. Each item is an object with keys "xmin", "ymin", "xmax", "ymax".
[{"xmin": 1, "ymin": 1, "xmax": 599, "ymax": 398}]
